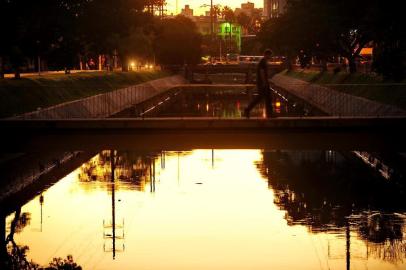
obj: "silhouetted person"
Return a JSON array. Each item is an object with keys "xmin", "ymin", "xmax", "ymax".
[{"xmin": 244, "ymin": 49, "xmax": 273, "ymax": 118}]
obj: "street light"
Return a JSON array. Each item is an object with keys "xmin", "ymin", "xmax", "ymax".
[
  {"xmin": 200, "ymin": 1, "xmax": 214, "ymax": 39},
  {"xmin": 36, "ymin": 40, "xmax": 41, "ymax": 76},
  {"xmin": 201, "ymin": 1, "xmax": 216, "ymax": 62},
  {"xmin": 210, "ymin": 0, "xmax": 213, "ymax": 39}
]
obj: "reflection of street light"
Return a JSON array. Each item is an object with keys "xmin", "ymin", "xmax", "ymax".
[{"xmin": 39, "ymin": 194, "xmax": 44, "ymax": 232}]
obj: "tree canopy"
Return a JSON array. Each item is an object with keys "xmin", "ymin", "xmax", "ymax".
[
  {"xmin": 154, "ymin": 16, "xmax": 202, "ymax": 65},
  {"xmin": 258, "ymin": 0, "xmax": 405, "ymax": 78},
  {"xmin": 0, "ymin": 0, "xmax": 203, "ymax": 77}
]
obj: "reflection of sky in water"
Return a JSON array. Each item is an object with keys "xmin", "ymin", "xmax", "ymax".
[{"xmin": 6, "ymin": 150, "xmax": 406, "ymax": 270}]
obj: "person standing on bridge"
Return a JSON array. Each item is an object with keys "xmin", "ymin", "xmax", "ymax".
[{"xmin": 244, "ymin": 49, "xmax": 273, "ymax": 118}]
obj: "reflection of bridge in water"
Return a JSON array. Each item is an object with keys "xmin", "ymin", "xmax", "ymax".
[{"xmin": 1, "ymin": 116, "xmax": 406, "ymax": 151}]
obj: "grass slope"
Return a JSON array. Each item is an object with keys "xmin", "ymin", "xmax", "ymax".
[
  {"xmin": 282, "ymin": 70, "xmax": 406, "ymax": 110},
  {"xmin": 0, "ymin": 71, "xmax": 169, "ymax": 118}
]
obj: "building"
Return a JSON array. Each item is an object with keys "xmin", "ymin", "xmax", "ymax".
[
  {"xmin": 234, "ymin": 2, "xmax": 263, "ymax": 36},
  {"xmin": 194, "ymin": 15, "xmax": 242, "ymax": 53},
  {"xmin": 263, "ymin": 0, "xmax": 287, "ymax": 19},
  {"xmin": 178, "ymin": 5, "xmax": 242, "ymax": 53},
  {"xmin": 180, "ymin": 4, "xmax": 193, "ymax": 18},
  {"xmin": 217, "ymin": 22, "xmax": 242, "ymax": 52},
  {"xmin": 235, "ymin": 2, "xmax": 263, "ymax": 18}
]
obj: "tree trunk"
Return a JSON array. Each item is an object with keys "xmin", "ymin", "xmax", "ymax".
[
  {"xmin": 320, "ymin": 57, "xmax": 327, "ymax": 72},
  {"xmin": 348, "ymin": 56, "xmax": 357, "ymax": 74},
  {"xmin": 285, "ymin": 54, "xmax": 293, "ymax": 71},
  {"xmin": 121, "ymin": 57, "xmax": 128, "ymax": 72},
  {"xmin": 0, "ymin": 57, "xmax": 4, "ymax": 79},
  {"xmin": 0, "ymin": 214, "xmax": 6, "ymax": 263},
  {"xmin": 108, "ymin": 54, "xmax": 113, "ymax": 71},
  {"xmin": 14, "ymin": 67, "xmax": 20, "ymax": 79}
]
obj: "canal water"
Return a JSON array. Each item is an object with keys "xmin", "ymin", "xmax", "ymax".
[
  {"xmin": 117, "ymin": 83, "xmax": 317, "ymax": 118},
  {"xmin": 2, "ymin": 86, "xmax": 406, "ymax": 270}
]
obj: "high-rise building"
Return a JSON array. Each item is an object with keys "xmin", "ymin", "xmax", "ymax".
[
  {"xmin": 235, "ymin": 2, "xmax": 263, "ymax": 18},
  {"xmin": 263, "ymin": 0, "xmax": 287, "ymax": 19},
  {"xmin": 180, "ymin": 5, "xmax": 194, "ymax": 18}
]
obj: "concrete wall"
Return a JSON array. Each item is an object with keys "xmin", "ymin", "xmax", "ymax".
[
  {"xmin": 271, "ymin": 74, "xmax": 406, "ymax": 116},
  {"xmin": 1, "ymin": 75, "xmax": 185, "ymax": 205},
  {"xmin": 14, "ymin": 75, "xmax": 186, "ymax": 119}
]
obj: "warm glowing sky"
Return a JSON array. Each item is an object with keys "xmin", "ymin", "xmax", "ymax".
[{"xmin": 167, "ymin": 0, "xmax": 264, "ymax": 15}]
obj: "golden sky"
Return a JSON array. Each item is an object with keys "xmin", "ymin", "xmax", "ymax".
[{"xmin": 167, "ymin": 0, "xmax": 264, "ymax": 15}]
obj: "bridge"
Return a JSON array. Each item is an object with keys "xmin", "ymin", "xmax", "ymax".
[
  {"xmin": 1, "ymin": 74, "xmax": 405, "ymax": 152},
  {"xmin": 2, "ymin": 117, "xmax": 406, "ymax": 151},
  {"xmin": 185, "ymin": 64, "xmax": 284, "ymax": 83}
]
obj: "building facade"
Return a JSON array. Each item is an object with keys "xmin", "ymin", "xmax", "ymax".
[
  {"xmin": 235, "ymin": 2, "xmax": 262, "ymax": 17},
  {"xmin": 194, "ymin": 15, "xmax": 242, "ymax": 52},
  {"xmin": 263, "ymin": 0, "xmax": 287, "ymax": 19},
  {"xmin": 179, "ymin": 5, "xmax": 242, "ymax": 53},
  {"xmin": 180, "ymin": 5, "xmax": 193, "ymax": 18}
]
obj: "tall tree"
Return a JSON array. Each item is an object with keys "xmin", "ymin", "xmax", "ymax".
[
  {"xmin": 258, "ymin": 0, "xmax": 395, "ymax": 74},
  {"xmin": 236, "ymin": 13, "xmax": 251, "ymax": 36},
  {"xmin": 154, "ymin": 16, "xmax": 202, "ymax": 65},
  {"xmin": 79, "ymin": 0, "xmax": 153, "ymax": 71},
  {"xmin": 370, "ymin": 0, "xmax": 405, "ymax": 80}
]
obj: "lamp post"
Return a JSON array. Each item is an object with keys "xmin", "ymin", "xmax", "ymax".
[
  {"xmin": 210, "ymin": 0, "xmax": 213, "ymax": 39},
  {"xmin": 201, "ymin": 1, "xmax": 217, "ymax": 62},
  {"xmin": 36, "ymin": 40, "xmax": 41, "ymax": 76}
]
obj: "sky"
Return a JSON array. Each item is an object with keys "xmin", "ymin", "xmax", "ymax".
[{"xmin": 166, "ymin": 0, "xmax": 264, "ymax": 16}]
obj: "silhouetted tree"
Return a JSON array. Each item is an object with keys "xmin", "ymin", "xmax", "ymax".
[
  {"xmin": 258, "ymin": 0, "xmax": 404, "ymax": 77},
  {"xmin": 154, "ymin": 16, "xmax": 202, "ymax": 66},
  {"xmin": 2, "ymin": 208, "xmax": 82, "ymax": 270}
]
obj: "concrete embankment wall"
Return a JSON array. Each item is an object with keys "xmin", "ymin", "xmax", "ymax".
[
  {"xmin": 0, "ymin": 152, "xmax": 95, "ymax": 213},
  {"xmin": 271, "ymin": 74, "xmax": 406, "ymax": 116},
  {"xmin": 13, "ymin": 75, "xmax": 186, "ymax": 119},
  {"xmin": 1, "ymin": 75, "xmax": 185, "ymax": 206}
]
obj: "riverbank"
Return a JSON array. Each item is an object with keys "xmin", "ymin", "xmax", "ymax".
[
  {"xmin": 282, "ymin": 70, "xmax": 406, "ymax": 110},
  {"xmin": 0, "ymin": 71, "xmax": 169, "ymax": 118}
]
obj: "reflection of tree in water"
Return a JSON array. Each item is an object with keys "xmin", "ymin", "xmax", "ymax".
[
  {"xmin": 258, "ymin": 150, "xmax": 406, "ymax": 264},
  {"xmin": 2, "ymin": 209, "xmax": 82, "ymax": 269},
  {"xmin": 353, "ymin": 213, "xmax": 406, "ymax": 264},
  {"xmin": 78, "ymin": 151, "xmax": 159, "ymax": 191}
]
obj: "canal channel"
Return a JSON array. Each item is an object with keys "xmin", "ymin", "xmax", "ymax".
[{"xmin": 1, "ymin": 81, "xmax": 405, "ymax": 270}]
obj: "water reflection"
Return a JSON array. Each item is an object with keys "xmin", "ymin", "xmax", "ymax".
[
  {"xmin": 3, "ymin": 150, "xmax": 406, "ymax": 269},
  {"xmin": 2, "ymin": 207, "xmax": 82, "ymax": 269},
  {"xmin": 259, "ymin": 150, "xmax": 406, "ymax": 266},
  {"xmin": 130, "ymin": 88, "xmax": 309, "ymax": 118},
  {"xmin": 78, "ymin": 150, "xmax": 160, "ymax": 192}
]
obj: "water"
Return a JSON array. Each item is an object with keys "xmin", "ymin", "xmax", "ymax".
[
  {"xmin": 2, "ymin": 86, "xmax": 406, "ymax": 269},
  {"xmin": 117, "ymin": 85, "xmax": 314, "ymax": 118},
  {"xmin": 4, "ymin": 150, "xmax": 406, "ymax": 269}
]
